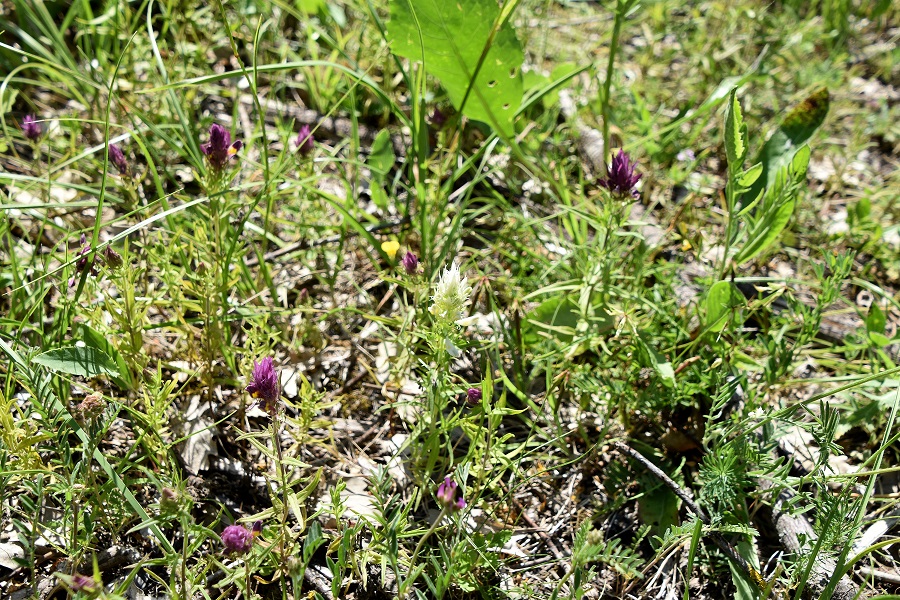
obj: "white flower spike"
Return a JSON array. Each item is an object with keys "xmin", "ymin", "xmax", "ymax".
[{"xmin": 430, "ymin": 263, "xmax": 473, "ymax": 323}]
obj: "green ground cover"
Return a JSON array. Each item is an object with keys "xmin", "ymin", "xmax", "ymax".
[{"xmin": 1, "ymin": 0, "xmax": 898, "ymax": 598}]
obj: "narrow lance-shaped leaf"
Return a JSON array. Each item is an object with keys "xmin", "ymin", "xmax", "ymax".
[
  {"xmin": 734, "ymin": 145, "xmax": 810, "ymax": 266},
  {"xmin": 724, "ymin": 88, "xmax": 747, "ymax": 172},
  {"xmin": 32, "ymin": 345, "xmax": 120, "ymax": 379},
  {"xmin": 388, "ymin": 0, "xmax": 524, "ymax": 137}
]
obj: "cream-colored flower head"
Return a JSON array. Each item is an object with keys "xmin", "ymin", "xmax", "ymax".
[{"xmin": 430, "ymin": 263, "xmax": 472, "ymax": 323}]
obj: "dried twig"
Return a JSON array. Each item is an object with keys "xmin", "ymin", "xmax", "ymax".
[{"xmin": 614, "ymin": 441, "xmax": 769, "ymax": 593}]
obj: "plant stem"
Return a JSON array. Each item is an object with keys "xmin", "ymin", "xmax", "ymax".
[
  {"xmin": 600, "ymin": 0, "xmax": 629, "ymax": 169},
  {"xmin": 271, "ymin": 414, "xmax": 291, "ymax": 599},
  {"xmin": 401, "ymin": 507, "xmax": 448, "ymax": 599}
]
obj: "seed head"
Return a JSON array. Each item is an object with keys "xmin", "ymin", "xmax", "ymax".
[
  {"xmin": 103, "ymin": 246, "xmax": 124, "ymax": 269},
  {"xmin": 246, "ymin": 357, "xmax": 280, "ymax": 414},
  {"xmin": 599, "ymin": 150, "xmax": 642, "ymax": 199},
  {"xmin": 74, "ymin": 392, "xmax": 106, "ymax": 423}
]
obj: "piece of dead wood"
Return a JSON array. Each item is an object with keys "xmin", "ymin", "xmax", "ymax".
[
  {"xmin": 758, "ymin": 477, "xmax": 865, "ymax": 600},
  {"xmin": 858, "ymin": 565, "xmax": 900, "ymax": 586}
]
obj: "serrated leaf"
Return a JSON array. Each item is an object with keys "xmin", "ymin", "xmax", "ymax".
[
  {"xmin": 388, "ymin": 0, "xmax": 524, "ymax": 137},
  {"xmin": 745, "ymin": 87, "xmax": 829, "ymax": 204},
  {"xmin": 33, "ymin": 346, "xmax": 120, "ymax": 379},
  {"xmin": 724, "ymin": 89, "xmax": 746, "ymax": 170}
]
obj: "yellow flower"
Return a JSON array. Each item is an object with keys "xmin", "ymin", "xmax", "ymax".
[{"xmin": 381, "ymin": 240, "xmax": 400, "ymax": 260}]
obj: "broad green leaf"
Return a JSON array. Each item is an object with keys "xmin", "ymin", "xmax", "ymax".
[
  {"xmin": 724, "ymin": 89, "xmax": 747, "ymax": 170},
  {"xmin": 734, "ymin": 145, "xmax": 810, "ymax": 265},
  {"xmin": 367, "ymin": 129, "xmax": 395, "ymax": 179},
  {"xmin": 297, "ymin": 0, "xmax": 325, "ymax": 14},
  {"xmin": 870, "ymin": 332, "xmax": 892, "ymax": 348},
  {"xmin": 745, "ymin": 87, "xmax": 829, "ymax": 204},
  {"xmin": 638, "ymin": 476, "xmax": 680, "ymax": 546},
  {"xmin": 866, "ymin": 303, "xmax": 886, "ymax": 335},
  {"xmin": 370, "ymin": 185, "xmax": 390, "ymax": 212},
  {"xmin": 388, "ymin": 0, "xmax": 524, "ymax": 137},
  {"xmin": 75, "ymin": 323, "xmax": 134, "ymax": 390},
  {"xmin": 737, "ymin": 162, "xmax": 763, "ymax": 188},
  {"xmin": 33, "ymin": 345, "xmax": 120, "ymax": 379},
  {"xmin": 705, "ymin": 280, "xmax": 745, "ymax": 333},
  {"xmin": 522, "ymin": 296, "xmax": 580, "ymax": 345}
]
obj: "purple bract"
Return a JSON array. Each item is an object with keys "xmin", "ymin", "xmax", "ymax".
[
  {"xmin": 246, "ymin": 357, "xmax": 280, "ymax": 414},
  {"xmin": 436, "ymin": 476, "xmax": 466, "ymax": 512},
  {"xmin": 21, "ymin": 114, "xmax": 41, "ymax": 140},
  {"xmin": 201, "ymin": 123, "xmax": 242, "ymax": 170},
  {"xmin": 599, "ymin": 150, "xmax": 642, "ymax": 199}
]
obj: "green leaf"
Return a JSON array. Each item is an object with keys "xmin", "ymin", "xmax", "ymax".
[
  {"xmin": 388, "ymin": 0, "xmax": 524, "ymax": 137},
  {"xmin": 866, "ymin": 303, "xmax": 886, "ymax": 335},
  {"xmin": 734, "ymin": 145, "xmax": 809, "ymax": 265},
  {"xmin": 728, "ymin": 539, "xmax": 761, "ymax": 600},
  {"xmin": 297, "ymin": 0, "xmax": 325, "ymax": 14},
  {"xmin": 75, "ymin": 323, "xmax": 134, "ymax": 390},
  {"xmin": 367, "ymin": 129, "xmax": 395, "ymax": 179},
  {"xmin": 370, "ymin": 185, "xmax": 390, "ymax": 212},
  {"xmin": 522, "ymin": 296, "xmax": 579, "ymax": 345},
  {"xmin": 869, "ymin": 332, "xmax": 892, "ymax": 348},
  {"xmin": 638, "ymin": 476, "xmax": 680, "ymax": 546},
  {"xmin": 33, "ymin": 345, "xmax": 120, "ymax": 379},
  {"xmin": 705, "ymin": 281, "xmax": 745, "ymax": 333},
  {"xmin": 724, "ymin": 88, "xmax": 747, "ymax": 171},
  {"xmin": 745, "ymin": 87, "xmax": 829, "ymax": 204},
  {"xmin": 736, "ymin": 162, "xmax": 763, "ymax": 188}
]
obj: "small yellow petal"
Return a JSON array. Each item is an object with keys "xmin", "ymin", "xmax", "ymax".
[{"xmin": 381, "ymin": 240, "xmax": 400, "ymax": 260}]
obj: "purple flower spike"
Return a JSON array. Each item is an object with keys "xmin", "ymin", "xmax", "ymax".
[
  {"xmin": 599, "ymin": 150, "xmax": 642, "ymax": 199},
  {"xmin": 246, "ymin": 356, "xmax": 280, "ymax": 414},
  {"xmin": 21, "ymin": 115, "xmax": 41, "ymax": 141},
  {"xmin": 221, "ymin": 524, "xmax": 254, "ymax": 554},
  {"xmin": 466, "ymin": 387, "xmax": 482, "ymax": 404},
  {"xmin": 436, "ymin": 476, "xmax": 466, "ymax": 512},
  {"xmin": 108, "ymin": 144, "xmax": 129, "ymax": 176},
  {"xmin": 69, "ymin": 573, "xmax": 99, "ymax": 593},
  {"xmin": 401, "ymin": 251, "xmax": 419, "ymax": 275},
  {"xmin": 296, "ymin": 124, "xmax": 314, "ymax": 155},
  {"xmin": 201, "ymin": 123, "xmax": 242, "ymax": 170}
]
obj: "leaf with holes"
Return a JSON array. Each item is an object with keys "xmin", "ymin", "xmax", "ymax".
[{"xmin": 388, "ymin": 0, "xmax": 524, "ymax": 137}]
